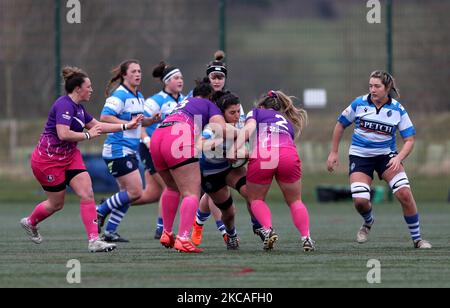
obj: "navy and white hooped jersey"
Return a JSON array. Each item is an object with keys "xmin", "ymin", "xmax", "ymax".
[
  {"xmin": 199, "ymin": 103, "xmax": 246, "ymax": 176},
  {"xmin": 101, "ymin": 84, "xmax": 145, "ymax": 159},
  {"xmin": 144, "ymin": 90, "xmax": 185, "ymax": 137},
  {"xmin": 200, "ymin": 124, "xmax": 233, "ymax": 176},
  {"xmin": 338, "ymin": 94, "xmax": 416, "ymax": 157}
]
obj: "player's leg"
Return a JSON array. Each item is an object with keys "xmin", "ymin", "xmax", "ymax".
[
  {"xmin": 132, "ymin": 171, "xmax": 162, "ymax": 205},
  {"xmin": 278, "ymin": 180, "xmax": 314, "ymax": 251},
  {"xmin": 247, "ymin": 181, "xmax": 276, "ymax": 251},
  {"xmin": 134, "ymin": 145, "xmax": 165, "ymax": 239},
  {"xmin": 226, "ymin": 167, "xmax": 264, "ymax": 240},
  {"xmin": 97, "ymin": 155, "xmax": 142, "ymax": 242},
  {"xmin": 350, "ymin": 171, "xmax": 374, "ymax": 243},
  {"xmin": 21, "ymin": 190, "xmax": 65, "ymax": 244},
  {"xmin": 170, "ymin": 162, "xmax": 203, "ymax": 253},
  {"xmin": 191, "ymin": 194, "xmax": 211, "ymax": 246},
  {"xmin": 349, "ymin": 155, "xmax": 375, "ymax": 243},
  {"xmin": 104, "ymin": 169, "xmax": 143, "ymax": 242},
  {"xmin": 381, "ymin": 166, "xmax": 431, "ymax": 249},
  {"xmin": 276, "ymin": 147, "xmax": 314, "ymax": 251},
  {"xmin": 22, "ymin": 160, "xmax": 67, "ymax": 243},
  {"xmin": 208, "ymin": 187, "xmax": 239, "ymax": 250},
  {"xmin": 157, "ymin": 169, "xmax": 180, "ymax": 249},
  {"xmin": 208, "ymin": 197, "xmax": 227, "ymax": 241},
  {"xmin": 154, "ymin": 124, "xmax": 201, "ymax": 253},
  {"xmin": 196, "ymin": 170, "xmax": 231, "ymax": 245},
  {"xmin": 247, "ymin": 157, "xmax": 278, "ymax": 250},
  {"xmin": 132, "ymin": 171, "xmax": 165, "ymax": 239},
  {"xmin": 69, "ymin": 171, "xmax": 116, "ymax": 252}
]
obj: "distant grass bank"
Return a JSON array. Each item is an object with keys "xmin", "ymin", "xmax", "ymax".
[{"xmin": 1, "ymin": 171, "xmax": 448, "ymax": 205}]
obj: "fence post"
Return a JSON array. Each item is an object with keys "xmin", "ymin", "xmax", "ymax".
[
  {"xmin": 54, "ymin": 0, "xmax": 61, "ymax": 99},
  {"xmin": 386, "ymin": 0, "xmax": 393, "ymax": 74},
  {"xmin": 9, "ymin": 119, "xmax": 18, "ymax": 163},
  {"xmin": 219, "ymin": 0, "xmax": 227, "ymax": 53}
]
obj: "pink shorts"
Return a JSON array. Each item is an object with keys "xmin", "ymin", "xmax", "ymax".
[
  {"xmin": 31, "ymin": 147, "xmax": 86, "ymax": 188},
  {"xmin": 247, "ymin": 146, "xmax": 302, "ymax": 185},
  {"xmin": 150, "ymin": 123, "xmax": 197, "ymax": 172}
]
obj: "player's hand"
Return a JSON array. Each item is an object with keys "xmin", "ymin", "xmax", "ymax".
[
  {"xmin": 387, "ymin": 156, "xmax": 402, "ymax": 172},
  {"xmin": 87, "ymin": 124, "xmax": 102, "ymax": 139},
  {"xmin": 327, "ymin": 152, "xmax": 339, "ymax": 172},
  {"xmin": 128, "ymin": 114, "xmax": 144, "ymax": 130},
  {"xmin": 151, "ymin": 113, "xmax": 162, "ymax": 124}
]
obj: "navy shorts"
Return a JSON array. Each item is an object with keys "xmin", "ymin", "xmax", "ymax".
[
  {"xmin": 201, "ymin": 168, "xmax": 233, "ymax": 193},
  {"xmin": 104, "ymin": 155, "xmax": 140, "ymax": 178},
  {"xmin": 349, "ymin": 152, "xmax": 398, "ymax": 180},
  {"xmin": 138, "ymin": 143, "xmax": 157, "ymax": 175}
]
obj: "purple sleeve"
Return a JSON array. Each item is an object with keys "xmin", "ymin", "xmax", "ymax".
[
  {"xmin": 245, "ymin": 108, "xmax": 257, "ymax": 122},
  {"xmin": 83, "ymin": 106, "xmax": 94, "ymax": 124},
  {"xmin": 209, "ymin": 102, "xmax": 223, "ymax": 118},
  {"xmin": 54, "ymin": 100, "xmax": 74, "ymax": 126}
]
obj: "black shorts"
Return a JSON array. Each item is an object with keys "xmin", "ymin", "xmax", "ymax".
[
  {"xmin": 104, "ymin": 155, "xmax": 139, "ymax": 178},
  {"xmin": 138, "ymin": 143, "xmax": 157, "ymax": 175},
  {"xmin": 42, "ymin": 169, "xmax": 87, "ymax": 192},
  {"xmin": 349, "ymin": 152, "xmax": 398, "ymax": 180},
  {"xmin": 201, "ymin": 168, "xmax": 233, "ymax": 194}
]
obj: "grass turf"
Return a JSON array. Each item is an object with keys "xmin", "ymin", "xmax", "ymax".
[{"xmin": 0, "ymin": 200, "xmax": 449, "ymax": 288}]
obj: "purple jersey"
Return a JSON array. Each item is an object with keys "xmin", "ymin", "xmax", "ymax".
[
  {"xmin": 164, "ymin": 97, "xmax": 222, "ymax": 130},
  {"xmin": 246, "ymin": 108, "xmax": 296, "ymax": 148},
  {"xmin": 36, "ymin": 96, "xmax": 93, "ymax": 161}
]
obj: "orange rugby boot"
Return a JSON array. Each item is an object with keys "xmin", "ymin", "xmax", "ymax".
[
  {"xmin": 174, "ymin": 236, "xmax": 203, "ymax": 253},
  {"xmin": 191, "ymin": 221, "xmax": 204, "ymax": 246},
  {"xmin": 160, "ymin": 230, "xmax": 175, "ymax": 249}
]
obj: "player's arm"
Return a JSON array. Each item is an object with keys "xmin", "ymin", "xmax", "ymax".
[
  {"xmin": 85, "ymin": 116, "xmax": 143, "ymax": 134},
  {"xmin": 196, "ymin": 120, "xmax": 226, "ymax": 153},
  {"xmin": 141, "ymin": 113, "xmax": 162, "ymax": 127},
  {"xmin": 387, "ymin": 136, "xmax": 415, "ymax": 172},
  {"xmin": 99, "ymin": 114, "xmax": 129, "ymax": 124},
  {"xmin": 228, "ymin": 118, "xmax": 256, "ymax": 161},
  {"xmin": 56, "ymin": 124, "xmax": 101, "ymax": 142},
  {"xmin": 327, "ymin": 122, "xmax": 345, "ymax": 172}
]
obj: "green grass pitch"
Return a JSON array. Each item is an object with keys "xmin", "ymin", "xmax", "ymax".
[{"xmin": 1, "ymin": 200, "xmax": 449, "ymax": 288}]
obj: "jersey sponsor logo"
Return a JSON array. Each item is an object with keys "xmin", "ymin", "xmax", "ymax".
[
  {"xmin": 62, "ymin": 113, "xmax": 71, "ymax": 121},
  {"xmin": 359, "ymin": 119, "xmax": 394, "ymax": 135},
  {"xmin": 387, "ymin": 110, "xmax": 392, "ymax": 117}
]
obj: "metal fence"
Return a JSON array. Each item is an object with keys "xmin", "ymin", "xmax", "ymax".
[{"xmin": 1, "ymin": 0, "xmax": 449, "ymax": 174}]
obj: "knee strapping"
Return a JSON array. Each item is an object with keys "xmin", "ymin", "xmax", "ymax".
[
  {"xmin": 351, "ymin": 182, "xmax": 371, "ymax": 200},
  {"xmin": 389, "ymin": 172, "xmax": 410, "ymax": 194},
  {"xmin": 234, "ymin": 176, "xmax": 246, "ymax": 194},
  {"xmin": 215, "ymin": 196, "xmax": 234, "ymax": 211}
]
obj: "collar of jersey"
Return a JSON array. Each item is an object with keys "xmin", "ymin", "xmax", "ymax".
[
  {"xmin": 367, "ymin": 94, "xmax": 392, "ymax": 106},
  {"xmin": 162, "ymin": 89, "xmax": 182, "ymax": 103},
  {"xmin": 121, "ymin": 83, "xmax": 141, "ymax": 99}
]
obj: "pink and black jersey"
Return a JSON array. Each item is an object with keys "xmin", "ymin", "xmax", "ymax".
[
  {"xmin": 246, "ymin": 108, "xmax": 296, "ymax": 148},
  {"xmin": 36, "ymin": 96, "xmax": 93, "ymax": 161},
  {"xmin": 164, "ymin": 97, "xmax": 222, "ymax": 131}
]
